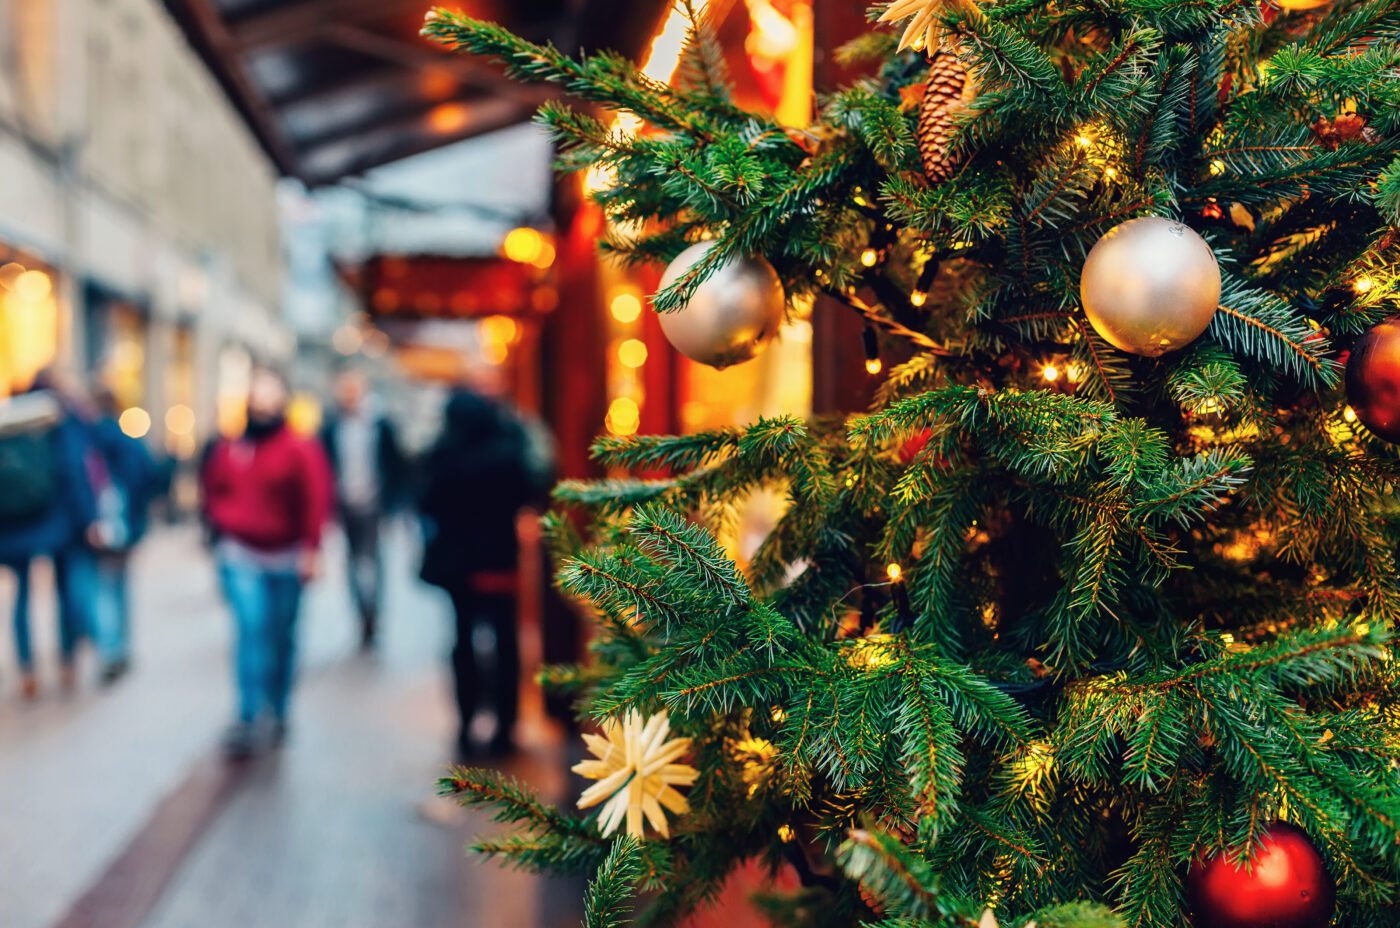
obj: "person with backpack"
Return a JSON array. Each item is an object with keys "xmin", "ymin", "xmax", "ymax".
[
  {"xmin": 88, "ymin": 387, "xmax": 155, "ymax": 683},
  {"xmin": 417, "ymin": 387, "xmax": 538, "ymax": 759},
  {"xmin": 0, "ymin": 371, "xmax": 100, "ymax": 699},
  {"xmin": 200, "ymin": 366, "xmax": 332, "ymax": 756}
]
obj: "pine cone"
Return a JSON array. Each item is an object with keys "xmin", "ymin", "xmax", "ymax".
[{"xmin": 917, "ymin": 53, "xmax": 976, "ymax": 183}]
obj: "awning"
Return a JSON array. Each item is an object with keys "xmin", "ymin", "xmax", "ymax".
[{"xmin": 161, "ymin": 0, "xmax": 669, "ymax": 185}]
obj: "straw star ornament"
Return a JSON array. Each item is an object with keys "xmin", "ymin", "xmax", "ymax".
[
  {"xmin": 573, "ymin": 710, "xmax": 699, "ymax": 839},
  {"xmin": 877, "ymin": 0, "xmax": 977, "ymax": 53}
]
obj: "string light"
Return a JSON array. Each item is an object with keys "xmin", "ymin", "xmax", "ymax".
[
  {"xmin": 1343, "ymin": 406, "xmax": 1358, "ymax": 423},
  {"xmin": 1103, "ymin": 166, "xmax": 1117, "ymax": 180},
  {"xmin": 860, "ymin": 248, "xmax": 879, "ymax": 268},
  {"xmin": 1041, "ymin": 364, "xmax": 1061, "ymax": 382},
  {"xmin": 1209, "ymin": 159, "xmax": 1226, "ymax": 175},
  {"xmin": 1065, "ymin": 363, "xmax": 1083, "ymax": 383},
  {"xmin": 605, "ymin": 397, "xmax": 640, "ymax": 436},
  {"xmin": 865, "ymin": 357, "xmax": 883, "ymax": 375},
  {"xmin": 610, "ymin": 291, "xmax": 643, "ymax": 323},
  {"xmin": 1354, "ymin": 276, "xmax": 1375, "ymax": 294},
  {"xmin": 617, "ymin": 338, "xmax": 648, "ymax": 368},
  {"xmin": 886, "ymin": 562, "xmax": 903, "ymax": 582},
  {"xmin": 777, "ymin": 824, "xmax": 795, "ymax": 842},
  {"xmin": 909, "ymin": 290, "xmax": 927, "ymax": 307},
  {"xmin": 1075, "ymin": 133, "xmax": 1093, "ymax": 149}
]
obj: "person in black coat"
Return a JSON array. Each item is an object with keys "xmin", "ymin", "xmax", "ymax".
[
  {"xmin": 319, "ymin": 369, "xmax": 405, "ymax": 649},
  {"xmin": 418, "ymin": 388, "xmax": 533, "ymax": 757}
]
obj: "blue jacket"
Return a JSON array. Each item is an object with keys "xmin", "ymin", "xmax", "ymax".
[
  {"xmin": 0, "ymin": 411, "xmax": 98, "ymax": 564},
  {"xmin": 92, "ymin": 416, "xmax": 155, "ymax": 543}
]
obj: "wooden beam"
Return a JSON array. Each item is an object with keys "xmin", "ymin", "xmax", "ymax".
[
  {"xmin": 161, "ymin": 0, "xmax": 302, "ymax": 178},
  {"xmin": 318, "ymin": 24, "xmax": 547, "ymax": 106},
  {"xmin": 229, "ymin": 0, "xmax": 436, "ymax": 51},
  {"xmin": 299, "ymin": 98, "xmax": 534, "ymax": 185}
]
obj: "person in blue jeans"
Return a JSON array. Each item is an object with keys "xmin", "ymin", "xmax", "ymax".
[
  {"xmin": 88, "ymin": 387, "xmax": 155, "ymax": 683},
  {"xmin": 199, "ymin": 367, "xmax": 332, "ymax": 756},
  {"xmin": 0, "ymin": 373, "xmax": 99, "ymax": 698}
]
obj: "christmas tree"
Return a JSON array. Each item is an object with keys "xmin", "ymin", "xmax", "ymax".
[{"xmin": 422, "ymin": 1, "xmax": 1400, "ymax": 925}]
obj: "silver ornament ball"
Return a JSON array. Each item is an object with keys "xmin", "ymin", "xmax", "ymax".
[
  {"xmin": 656, "ymin": 242, "xmax": 785, "ymax": 369},
  {"xmin": 1080, "ymin": 216, "xmax": 1221, "ymax": 357}
]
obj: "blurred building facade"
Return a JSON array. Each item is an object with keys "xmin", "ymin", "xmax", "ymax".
[{"xmin": 0, "ymin": 0, "xmax": 288, "ymax": 457}]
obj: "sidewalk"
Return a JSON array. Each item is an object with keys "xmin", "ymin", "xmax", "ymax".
[{"xmin": 0, "ymin": 523, "xmax": 580, "ymax": 928}]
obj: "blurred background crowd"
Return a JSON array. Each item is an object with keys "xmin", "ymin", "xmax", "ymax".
[{"xmin": 0, "ymin": 0, "xmax": 861, "ymax": 925}]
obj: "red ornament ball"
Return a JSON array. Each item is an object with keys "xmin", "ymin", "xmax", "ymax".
[
  {"xmin": 1186, "ymin": 822, "xmax": 1335, "ymax": 928},
  {"xmin": 1346, "ymin": 316, "xmax": 1400, "ymax": 443}
]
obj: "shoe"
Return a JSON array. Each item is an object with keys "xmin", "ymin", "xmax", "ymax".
[
  {"xmin": 19, "ymin": 673, "xmax": 38, "ymax": 700},
  {"xmin": 222, "ymin": 722, "xmax": 260, "ymax": 760},
  {"xmin": 100, "ymin": 659, "xmax": 130, "ymax": 685}
]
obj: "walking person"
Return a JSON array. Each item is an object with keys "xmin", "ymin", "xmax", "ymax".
[
  {"xmin": 418, "ymin": 388, "xmax": 533, "ymax": 758},
  {"xmin": 0, "ymin": 372, "xmax": 99, "ymax": 698},
  {"xmin": 200, "ymin": 366, "xmax": 332, "ymax": 756},
  {"xmin": 318, "ymin": 368, "xmax": 404, "ymax": 650},
  {"xmin": 88, "ymin": 387, "xmax": 155, "ymax": 683}
]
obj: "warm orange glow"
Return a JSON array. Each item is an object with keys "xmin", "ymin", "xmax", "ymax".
[
  {"xmin": 865, "ymin": 357, "xmax": 882, "ymax": 375},
  {"xmin": 427, "ymin": 102, "xmax": 472, "ymax": 134},
  {"xmin": 1042, "ymin": 364, "xmax": 1061, "ymax": 382},
  {"xmin": 119, "ymin": 407, "xmax": 152, "ymax": 439},
  {"xmin": 420, "ymin": 68, "xmax": 459, "ymax": 100},
  {"xmin": 1354, "ymin": 276, "xmax": 1375, "ymax": 294},
  {"xmin": 165, "ymin": 404, "xmax": 196, "ymax": 436},
  {"xmin": 606, "ymin": 396, "xmax": 641, "ymax": 436},
  {"xmin": 480, "ymin": 314, "xmax": 520, "ymax": 345},
  {"xmin": 502, "ymin": 227, "xmax": 549, "ymax": 265},
  {"xmin": 860, "ymin": 248, "xmax": 878, "ymax": 267},
  {"xmin": 618, "ymin": 338, "xmax": 648, "ymax": 368},
  {"xmin": 886, "ymin": 562, "xmax": 903, "ymax": 582},
  {"xmin": 13, "ymin": 270, "xmax": 51, "ymax": 301},
  {"xmin": 610, "ymin": 291, "xmax": 643, "ymax": 324},
  {"xmin": 909, "ymin": 290, "xmax": 927, "ymax": 307}
]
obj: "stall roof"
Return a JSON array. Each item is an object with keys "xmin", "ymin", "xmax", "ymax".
[{"xmin": 162, "ymin": 0, "xmax": 669, "ymax": 185}]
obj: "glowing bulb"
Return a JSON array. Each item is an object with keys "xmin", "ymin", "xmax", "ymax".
[
  {"xmin": 502, "ymin": 227, "xmax": 549, "ymax": 264},
  {"xmin": 886, "ymin": 562, "xmax": 903, "ymax": 582},
  {"xmin": 606, "ymin": 396, "xmax": 640, "ymax": 436},
  {"xmin": 1065, "ymin": 363, "xmax": 1083, "ymax": 382},
  {"xmin": 865, "ymin": 357, "xmax": 882, "ymax": 375},
  {"xmin": 610, "ymin": 291, "xmax": 643, "ymax": 323},
  {"xmin": 1209, "ymin": 159, "xmax": 1226, "ymax": 176},
  {"xmin": 853, "ymin": 194, "xmax": 870, "ymax": 207},
  {"xmin": 14, "ymin": 269, "xmax": 51, "ymax": 301},
  {"xmin": 164, "ymin": 404, "xmax": 196, "ymax": 436},
  {"xmin": 1103, "ymin": 166, "xmax": 1117, "ymax": 180},
  {"xmin": 617, "ymin": 338, "xmax": 648, "ymax": 369},
  {"xmin": 1075, "ymin": 134, "xmax": 1092, "ymax": 148},
  {"xmin": 777, "ymin": 824, "xmax": 795, "ymax": 843},
  {"xmin": 119, "ymin": 407, "xmax": 152, "ymax": 439},
  {"xmin": 860, "ymin": 248, "xmax": 878, "ymax": 268},
  {"xmin": 909, "ymin": 290, "xmax": 927, "ymax": 307},
  {"xmin": 1042, "ymin": 364, "xmax": 1061, "ymax": 382},
  {"xmin": 1343, "ymin": 406, "xmax": 1358, "ymax": 423},
  {"xmin": 1354, "ymin": 277, "xmax": 1375, "ymax": 294}
]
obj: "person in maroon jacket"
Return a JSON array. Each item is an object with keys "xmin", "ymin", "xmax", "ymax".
[{"xmin": 200, "ymin": 365, "xmax": 332, "ymax": 757}]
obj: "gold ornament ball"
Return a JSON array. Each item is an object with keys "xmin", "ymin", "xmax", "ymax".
[
  {"xmin": 656, "ymin": 242, "xmax": 784, "ymax": 369},
  {"xmin": 1275, "ymin": 0, "xmax": 1330, "ymax": 10},
  {"xmin": 1080, "ymin": 216, "xmax": 1221, "ymax": 357}
]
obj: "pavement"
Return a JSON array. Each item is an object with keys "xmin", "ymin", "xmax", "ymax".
[{"xmin": 0, "ymin": 523, "xmax": 582, "ymax": 928}]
